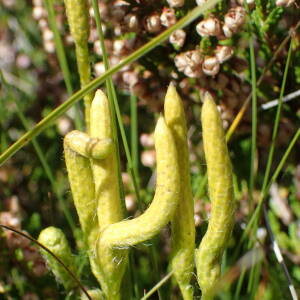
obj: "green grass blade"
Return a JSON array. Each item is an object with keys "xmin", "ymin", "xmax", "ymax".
[
  {"xmin": 149, "ymin": 243, "xmax": 163, "ymax": 300},
  {"xmin": 140, "ymin": 271, "xmax": 173, "ymax": 300},
  {"xmin": 248, "ymin": 34, "xmax": 257, "ymax": 210},
  {"xmin": 128, "ymin": 251, "xmax": 140, "ymax": 299},
  {"xmin": 246, "ymin": 32, "xmax": 259, "ymax": 295},
  {"xmin": 130, "ymin": 94, "xmax": 140, "ymax": 188},
  {"xmin": 0, "ymin": 0, "xmax": 218, "ymax": 166},
  {"xmin": 234, "ymin": 268, "xmax": 246, "ymax": 300},
  {"xmin": 260, "ymin": 40, "xmax": 293, "ymax": 196}
]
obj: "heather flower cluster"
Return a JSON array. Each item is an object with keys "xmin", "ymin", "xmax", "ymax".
[{"xmin": 31, "ymin": 1, "xmax": 247, "ymax": 105}]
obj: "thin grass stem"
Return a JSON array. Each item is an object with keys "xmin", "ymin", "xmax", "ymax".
[
  {"xmin": 129, "ymin": 251, "xmax": 140, "ymax": 299},
  {"xmin": 247, "ymin": 253, "xmax": 260, "ymax": 295},
  {"xmin": 248, "ymin": 35, "xmax": 257, "ymax": 210},
  {"xmin": 234, "ymin": 267, "xmax": 246, "ymax": 300},
  {"xmin": 149, "ymin": 244, "xmax": 163, "ymax": 300},
  {"xmin": 130, "ymin": 94, "xmax": 140, "ymax": 188},
  {"xmin": 140, "ymin": 271, "xmax": 173, "ymax": 300},
  {"xmin": 261, "ymin": 40, "xmax": 293, "ymax": 198}
]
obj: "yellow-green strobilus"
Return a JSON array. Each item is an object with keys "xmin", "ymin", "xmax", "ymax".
[{"xmin": 196, "ymin": 93, "xmax": 235, "ymax": 300}]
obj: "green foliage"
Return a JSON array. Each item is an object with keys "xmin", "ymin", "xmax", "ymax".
[{"xmin": 262, "ymin": 7, "xmax": 284, "ymax": 33}]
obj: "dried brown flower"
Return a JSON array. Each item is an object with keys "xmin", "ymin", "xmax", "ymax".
[
  {"xmin": 196, "ymin": 17, "xmax": 222, "ymax": 37},
  {"xmin": 202, "ymin": 56, "xmax": 220, "ymax": 76}
]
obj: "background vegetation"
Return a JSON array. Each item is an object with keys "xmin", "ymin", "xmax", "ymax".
[{"xmin": 0, "ymin": 0, "xmax": 300, "ymax": 299}]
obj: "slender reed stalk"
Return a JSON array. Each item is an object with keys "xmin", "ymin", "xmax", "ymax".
[
  {"xmin": 130, "ymin": 94, "xmax": 140, "ymax": 187},
  {"xmin": 260, "ymin": 40, "xmax": 293, "ymax": 201},
  {"xmin": 249, "ymin": 35, "xmax": 257, "ymax": 210},
  {"xmin": 140, "ymin": 272, "xmax": 173, "ymax": 300}
]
